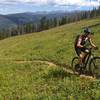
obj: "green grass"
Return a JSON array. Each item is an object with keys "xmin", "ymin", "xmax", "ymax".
[
  {"xmin": 0, "ymin": 61, "xmax": 100, "ymax": 99},
  {"xmin": 0, "ymin": 18, "xmax": 100, "ymax": 99},
  {"xmin": 0, "ymin": 18, "xmax": 100, "ymax": 63}
]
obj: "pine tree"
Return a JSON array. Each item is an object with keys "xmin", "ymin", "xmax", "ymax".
[
  {"xmin": 39, "ymin": 16, "xmax": 47, "ymax": 31},
  {"xmin": 53, "ymin": 17, "xmax": 57, "ymax": 27}
]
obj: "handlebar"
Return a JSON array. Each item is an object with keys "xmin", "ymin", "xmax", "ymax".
[
  {"xmin": 87, "ymin": 46, "xmax": 99, "ymax": 50},
  {"xmin": 84, "ymin": 47, "xmax": 99, "ymax": 55},
  {"xmin": 94, "ymin": 47, "xmax": 99, "ymax": 50},
  {"xmin": 89, "ymin": 47, "xmax": 99, "ymax": 54}
]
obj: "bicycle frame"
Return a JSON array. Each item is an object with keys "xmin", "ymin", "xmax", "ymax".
[
  {"xmin": 72, "ymin": 47, "xmax": 99, "ymax": 75},
  {"xmin": 83, "ymin": 49, "xmax": 94, "ymax": 69}
]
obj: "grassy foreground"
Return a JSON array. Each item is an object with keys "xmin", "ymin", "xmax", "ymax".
[
  {"xmin": 0, "ymin": 61, "xmax": 100, "ymax": 100},
  {"xmin": 0, "ymin": 18, "xmax": 100, "ymax": 99}
]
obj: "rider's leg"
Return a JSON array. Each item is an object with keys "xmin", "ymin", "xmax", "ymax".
[
  {"xmin": 75, "ymin": 47, "xmax": 82, "ymax": 66},
  {"xmin": 79, "ymin": 48, "xmax": 90, "ymax": 66},
  {"xmin": 82, "ymin": 48, "xmax": 90, "ymax": 63},
  {"xmin": 79, "ymin": 52, "xmax": 86, "ymax": 67},
  {"xmin": 83, "ymin": 52, "xmax": 88, "ymax": 62}
]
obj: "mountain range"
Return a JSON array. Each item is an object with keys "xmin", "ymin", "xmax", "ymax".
[{"xmin": 0, "ymin": 11, "xmax": 73, "ymax": 30}]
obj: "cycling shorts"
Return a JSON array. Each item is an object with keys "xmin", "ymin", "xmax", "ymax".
[{"xmin": 75, "ymin": 47, "xmax": 90, "ymax": 56}]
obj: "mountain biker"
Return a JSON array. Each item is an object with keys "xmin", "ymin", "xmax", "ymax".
[{"xmin": 75, "ymin": 27, "xmax": 97, "ymax": 67}]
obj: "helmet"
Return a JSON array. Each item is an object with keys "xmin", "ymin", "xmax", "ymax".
[{"xmin": 84, "ymin": 28, "xmax": 94, "ymax": 35}]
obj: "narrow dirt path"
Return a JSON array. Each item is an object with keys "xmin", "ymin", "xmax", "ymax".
[
  {"xmin": 15, "ymin": 60, "xmax": 95, "ymax": 80},
  {"xmin": 0, "ymin": 58, "xmax": 95, "ymax": 80},
  {"xmin": 15, "ymin": 60, "xmax": 57, "ymax": 67}
]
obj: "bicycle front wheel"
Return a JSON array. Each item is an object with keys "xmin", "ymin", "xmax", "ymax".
[
  {"xmin": 89, "ymin": 57, "xmax": 100, "ymax": 78},
  {"xmin": 71, "ymin": 57, "xmax": 80, "ymax": 74}
]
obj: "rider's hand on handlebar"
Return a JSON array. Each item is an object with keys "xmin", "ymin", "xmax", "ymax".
[
  {"xmin": 94, "ymin": 46, "xmax": 99, "ymax": 50},
  {"xmin": 88, "ymin": 45, "xmax": 92, "ymax": 49}
]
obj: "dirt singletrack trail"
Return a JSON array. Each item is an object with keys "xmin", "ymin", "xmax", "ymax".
[
  {"xmin": 16, "ymin": 60, "xmax": 73, "ymax": 74},
  {"xmin": 15, "ymin": 60, "xmax": 95, "ymax": 80},
  {"xmin": 15, "ymin": 60, "xmax": 56, "ymax": 67},
  {"xmin": 0, "ymin": 58, "xmax": 95, "ymax": 80},
  {"xmin": 15, "ymin": 59, "xmax": 95, "ymax": 80}
]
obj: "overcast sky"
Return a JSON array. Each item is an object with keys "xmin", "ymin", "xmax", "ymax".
[{"xmin": 0, "ymin": 0, "xmax": 100, "ymax": 14}]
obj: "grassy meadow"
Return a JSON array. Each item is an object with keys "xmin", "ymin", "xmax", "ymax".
[{"xmin": 0, "ymin": 18, "xmax": 100, "ymax": 99}]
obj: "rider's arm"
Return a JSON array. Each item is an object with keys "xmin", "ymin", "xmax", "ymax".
[
  {"xmin": 89, "ymin": 38, "xmax": 96, "ymax": 48},
  {"xmin": 77, "ymin": 36, "xmax": 84, "ymax": 48}
]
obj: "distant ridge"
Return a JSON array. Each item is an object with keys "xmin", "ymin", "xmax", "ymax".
[{"xmin": 0, "ymin": 11, "xmax": 73, "ymax": 30}]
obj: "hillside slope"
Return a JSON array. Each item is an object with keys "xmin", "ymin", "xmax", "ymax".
[
  {"xmin": 0, "ymin": 11, "xmax": 73, "ymax": 30},
  {"xmin": 0, "ymin": 18, "xmax": 100, "ymax": 99},
  {"xmin": 0, "ymin": 15, "xmax": 16, "ymax": 30},
  {"xmin": 0, "ymin": 17, "xmax": 100, "ymax": 64}
]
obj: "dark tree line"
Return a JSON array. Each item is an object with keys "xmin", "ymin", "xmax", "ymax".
[{"xmin": 0, "ymin": 6, "xmax": 100, "ymax": 39}]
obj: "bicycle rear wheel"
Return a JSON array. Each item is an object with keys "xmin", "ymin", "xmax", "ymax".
[
  {"xmin": 71, "ymin": 57, "xmax": 80, "ymax": 74},
  {"xmin": 89, "ymin": 57, "xmax": 100, "ymax": 78}
]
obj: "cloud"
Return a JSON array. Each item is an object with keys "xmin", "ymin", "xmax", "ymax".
[
  {"xmin": 53, "ymin": 0, "xmax": 100, "ymax": 7},
  {"xmin": 0, "ymin": 0, "xmax": 100, "ymax": 7}
]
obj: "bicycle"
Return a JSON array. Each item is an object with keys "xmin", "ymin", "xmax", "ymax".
[{"xmin": 71, "ymin": 47, "xmax": 100, "ymax": 78}]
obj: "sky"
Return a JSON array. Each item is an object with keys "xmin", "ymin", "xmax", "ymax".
[{"xmin": 0, "ymin": 0, "xmax": 100, "ymax": 14}]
